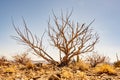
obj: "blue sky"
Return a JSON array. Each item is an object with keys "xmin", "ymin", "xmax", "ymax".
[{"xmin": 0, "ymin": 0, "xmax": 120, "ymax": 62}]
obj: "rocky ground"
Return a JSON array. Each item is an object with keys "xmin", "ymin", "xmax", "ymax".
[{"xmin": 0, "ymin": 60, "xmax": 120, "ymax": 80}]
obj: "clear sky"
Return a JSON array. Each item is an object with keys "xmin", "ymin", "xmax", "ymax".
[{"xmin": 0, "ymin": 0, "xmax": 120, "ymax": 62}]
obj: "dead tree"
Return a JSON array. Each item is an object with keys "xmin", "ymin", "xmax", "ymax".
[
  {"xmin": 13, "ymin": 11, "xmax": 99, "ymax": 66},
  {"xmin": 48, "ymin": 12, "xmax": 99, "ymax": 66},
  {"xmin": 12, "ymin": 19, "xmax": 57, "ymax": 64}
]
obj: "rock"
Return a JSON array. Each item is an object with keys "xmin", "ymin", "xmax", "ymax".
[{"xmin": 48, "ymin": 74, "xmax": 60, "ymax": 80}]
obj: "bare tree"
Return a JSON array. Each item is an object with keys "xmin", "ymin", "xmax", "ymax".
[
  {"xmin": 48, "ymin": 11, "xmax": 99, "ymax": 66},
  {"xmin": 13, "ymin": 11, "xmax": 99, "ymax": 66}
]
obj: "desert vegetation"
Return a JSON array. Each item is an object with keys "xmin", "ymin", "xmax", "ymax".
[
  {"xmin": 1, "ymin": 11, "xmax": 120, "ymax": 80},
  {"xmin": 0, "ymin": 53, "xmax": 120, "ymax": 80},
  {"xmin": 12, "ymin": 11, "xmax": 99, "ymax": 66}
]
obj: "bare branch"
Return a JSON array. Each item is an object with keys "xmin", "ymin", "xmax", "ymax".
[{"xmin": 13, "ymin": 20, "xmax": 56, "ymax": 64}]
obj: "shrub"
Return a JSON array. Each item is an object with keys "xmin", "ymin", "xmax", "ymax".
[
  {"xmin": 94, "ymin": 63, "xmax": 116, "ymax": 75},
  {"xmin": 76, "ymin": 60, "xmax": 90, "ymax": 71},
  {"xmin": 86, "ymin": 52, "xmax": 109, "ymax": 67},
  {"xmin": 0, "ymin": 56, "xmax": 9, "ymax": 66},
  {"xmin": 25, "ymin": 61, "xmax": 35, "ymax": 69},
  {"xmin": 13, "ymin": 53, "xmax": 31, "ymax": 65},
  {"xmin": 114, "ymin": 60, "xmax": 120, "ymax": 67},
  {"xmin": 69, "ymin": 59, "xmax": 90, "ymax": 71}
]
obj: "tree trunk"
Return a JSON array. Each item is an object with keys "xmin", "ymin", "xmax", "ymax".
[{"xmin": 57, "ymin": 56, "xmax": 70, "ymax": 67}]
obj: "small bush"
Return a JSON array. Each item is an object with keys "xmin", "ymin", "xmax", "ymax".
[
  {"xmin": 13, "ymin": 53, "xmax": 31, "ymax": 65},
  {"xmin": 86, "ymin": 52, "xmax": 109, "ymax": 67},
  {"xmin": 94, "ymin": 63, "xmax": 116, "ymax": 75},
  {"xmin": 0, "ymin": 56, "xmax": 9, "ymax": 66},
  {"xmin": 26, "ymin": 61, "xmax": 35, "ymax": 69},
  {"xmin": 114, "ymin": 60, "xmax": 120, "ymax": 67},
  {"xmin": 74, "ymin": 59, "xmax": 90, "ymax": 71}
]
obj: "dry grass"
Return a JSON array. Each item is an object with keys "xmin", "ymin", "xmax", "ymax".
[
  {"xmin": 72, "ymin": 59, "xmax": 90, "ymax": 71},
  {"xmin": 75, "ymin": 71, "xmax": 88, "ymax": 80},
  {"xmin": 3, "ymin": 66, "xmax": 16, "ymax": 73},
  {"xmin": 25, "ymin": 61, "xmax": 35, "ymax": 69},
  {"xmin": 0, "ymin": 53, "xmax": 120, "ymax": 80},
  {"xmin": 61, "ymin": 68, "xmax": 73, "ymax": 79},
  {"xmin": 0, "ymin": 61, "xmax": 119, "ymax": 80},
  {"xmin": 94, "ymin": 63, "xmax": 117, "ymax": 75}
]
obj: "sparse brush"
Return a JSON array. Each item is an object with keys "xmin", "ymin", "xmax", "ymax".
[
  {"xmin": 94, "ymin": 63, "xmax": 117, "ymax": 75},
  {"xmin": 26, "ymin": 61, "xmax": 35, "ymax": 69},
  {"xmin": 3, "ymin": 65, "xmax": 16, "ymax": 73},
  {"xmin": 0, "ymin": 56, "xmax": 10, "ymax": 66},
  {"xmin": 0, "ymin": 56, "xmax": 7, "ymax": 62},
  {"xmin": 114, "ymin": 60, "xmax": 120, "ymax": 67},
  {"xmin": 69, "ymin": 59, "xmax": 90, "ymax": 71},
  {"xmin": 86, "ymin": 52, "xmax": 109, "ymax": 67},
  {"xmin": 75, "ymin": 71, "xmax": 88, "ymax": 80},
  {"xmin": 61, "ymin": 67, "xmax": 73, "ymax": 79},
  {"xmin": 114, "ymin": 54, "xmax": 120, "ymax": 67},
  {"xmin": 13, "ymin": 52, "xmax": 31, "ymax": 65}
]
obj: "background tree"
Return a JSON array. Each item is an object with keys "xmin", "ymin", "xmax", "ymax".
[{"xmin": 13, "ymin": 11, "xmax": 99, "ymax": 66}]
